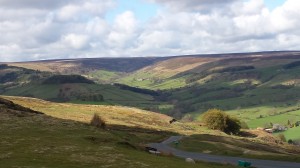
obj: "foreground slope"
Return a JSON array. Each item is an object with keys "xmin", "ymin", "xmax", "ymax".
[
  {"xmin": 2, "ymin": 96, "xmax": 197, "ymax": 133},
  {"xmin": 1, "ymin": 97, "xmax": 236, "ymax": 168},
  {"xmin": 2, "ymin": 96, "xmax": 300, "ymax": 163}
]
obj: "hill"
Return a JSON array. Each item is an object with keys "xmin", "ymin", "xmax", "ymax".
[
  {"xmin": 2, "ymin": 96, "xmax": 300, "ymax": 166},
  {"xmin": 1, "ymin": 82, "xmax": 161, "ymax": 109},
  {"xmin": 2, "ymin": 51, "xmax": 300, "ymax": 142},
  {"xmin": 118, "ymin": 57, "xmax": 217, "ymax": 89},
  {"xmin": 7, "ymin": 57, "xmax": 170, "ymax": 73},
  {"xmin": 3, "ymin": 97, "xmax": 236, "ymax": 168},
  {"xmin": 0, "ymin": 66, "xmax": 162, "ymax": 109}
]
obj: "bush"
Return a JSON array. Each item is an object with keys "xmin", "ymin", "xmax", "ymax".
[
  {"xmin": 90, "ymin": 113, "xmax": 106, "ymax": 129},
  {"xmin": 201, "ymin": 109, "xmax": 241, "ymax": 134},
  {"xmin": 278, "ymin": 134, "xmax": 286, "ymax": 142},
  {"xmin": 288, "ymin": 139, "xmax": 293, "ymax": 144},
  {"xmin": 43, "ymin": 75, "xmax": 94, "ymax": 84},
  {"xmin": 240, "ymin": 121, "xmax": 249, "ymax": 129},
  {"xmin": 225, "ymin": 116, "xmax": 241, "ymax": 134}
]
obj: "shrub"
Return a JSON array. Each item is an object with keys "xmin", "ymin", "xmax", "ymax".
[
  {"xmin": 288, "ymin": 139, "xmax": 293, "ymax": 144},
  {"xmin": 278, "ymin": 134, "xmax": 286, "ymax": 142},
  {"xmin": 90, "ymin": 113, "xmax": 106, "ymax": 129},
  {"xmin": 225, "ymin": 116, "xmax": 241, "ymax": 134},
  {"xmin": 201, "ymin": 109, "xmax": 241, "ymax": 134},
  {"xmin": 240, "ymin": 121, "xmax": 249, "ymax": 129},
  {"xmin": 202, "ymin": 109, "xmax": 227, "ymax": 131}
]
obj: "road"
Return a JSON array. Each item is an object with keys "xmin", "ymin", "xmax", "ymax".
[{"xmin": 148, "ymin": 136, "xmax": 300, "ymax": 168}]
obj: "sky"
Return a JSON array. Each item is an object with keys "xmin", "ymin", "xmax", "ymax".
[{"xmin": 0, "ymin": 0, "xmax": 299, "ymax": 62}]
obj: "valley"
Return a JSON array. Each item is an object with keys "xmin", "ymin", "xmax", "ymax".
[{"xmin": 1, "ymin": 51, "xmax": 300, "ymax": 167}]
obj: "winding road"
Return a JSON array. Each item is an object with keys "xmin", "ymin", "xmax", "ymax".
[{"xmin": 148, "ymin": 136, "xmax": 300, "ymax": 168}]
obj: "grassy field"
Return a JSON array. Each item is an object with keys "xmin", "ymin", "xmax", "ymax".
[
  {"xmin": 117, "ymin": 57, "xmax": 214, "ymax": 90},
  {"xmin": 85, "ymin": 70, "xmax": 121, "ymax": 83},
  {"xmin": 2, "ymin": 83, "xmax": 163, "ymax": 109},
  {"xmin": 118, "ymin": 71, "xmax": 187, "ymax": 90},
  {"xmin": 278, "ymin": 127, "xmax": 300, "ymax": 141},
  {"xmin": 1, "ymin": 98, "xmax": 236, "ymax": 168}
]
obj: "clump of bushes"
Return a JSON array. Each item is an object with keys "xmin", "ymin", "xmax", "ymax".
[
  {"xmin": 201, "ymin": 109, "xmax": 241, "ymax": 134},
  {"xmin": 43, "ymin": 75, "xmax": 94, "ymax": 84},
  {"xmin": 90, "ymin": 113, "xmax": 106, "ymax": 129}
]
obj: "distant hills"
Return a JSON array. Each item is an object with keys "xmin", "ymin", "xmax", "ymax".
[{"xmin": 1, "ymin": 51, "xmax": 300, "ymax": 139}]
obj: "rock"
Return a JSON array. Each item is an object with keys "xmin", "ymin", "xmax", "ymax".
[
  {"xmin": 149, "ymin": 150, "xmax": 160, "ymax": 154},
  {"xmin": 185, "ymin": 158, "xmax": 195, "ymax": 164},
  {"xmin": 243, "ymin": 150, "xmax": 251, "ymax": 154}
]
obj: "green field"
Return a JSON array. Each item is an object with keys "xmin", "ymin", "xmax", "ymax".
[
  {"xmin": 86, "ymin": 70, "xmax": 121, "ymax": 83},
  {"xmin": 2, "ymin": 83, "xmax": 163, "ymax": 109},
  {"xmin": 278, "ymin": 127, "xmax": 300, "ymax": 141},
  {"xmin": 118, "ymin": 71, "xmax": 187, "ymax": 90}
]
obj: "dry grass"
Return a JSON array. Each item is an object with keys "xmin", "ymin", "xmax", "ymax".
[
  {"xmin": 1, "ymin": 96, "xmax": 205, "ymax": 135},
  {"xmin": 141, "ymin": 57, "xmax": 217, "ymax": 77},
  {"xmin": 9, "ymin": 61, "xmax": 79, "ymax": 72}
]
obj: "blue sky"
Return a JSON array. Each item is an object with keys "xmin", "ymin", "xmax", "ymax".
[
  {"xmin": 106, "ymin": 0, "xmax": 159, "ymax": 22},
  {"xmin": 107, "ymin": 0, "xmax": 287, "ymax": 22},
  {"xmin": 264, "ymin": 0, "xmax": 286, "ymax": 10}
]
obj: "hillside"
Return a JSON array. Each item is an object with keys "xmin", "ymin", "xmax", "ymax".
[
  {"xmin": 1, "ymin": 82, "xmax": 161, "ymax": 109},
  {"xmin": 7, "ymin": 57, "xmax": 170, "ymax": 73},
  {"xmin": 2, "ymin": 96, "xmax": 300, "ymax": 166},
  {"xmin": 118, "ymin": 57, "xmax": 218, "ymax": 89},
  {"xmin": 2, "ymin": 51, "xmax": 300, "ymax": 142},
  {"xmin": 3, "ymin": 97, "xmax": 238, "ymax": 168},
  {"xmin": 0, "ymin": 66, "xmax": 162, "ymax": 109},
  {"xmin": 0, "ymin": 64, "xmax": 52, "ymax": 90}
]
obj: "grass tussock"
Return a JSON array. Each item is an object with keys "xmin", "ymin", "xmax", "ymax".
[{"xmin": 90, "ymin": 113, "xmax": 106, "ymax": 129}]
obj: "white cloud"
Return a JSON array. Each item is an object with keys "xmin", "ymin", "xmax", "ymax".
[
  {"xmin": 0, "ymin": 0, "xmax": 300, "ymax": 62},
  {"xmin": 148, "ymin": 0, "xmax": 237, "ymax": 12},
  {"xmin": 107, "ymin": 11, "xmax": 138, "ymax": 49},
  {"xmin": 63, "ymin": 34, "xmax": 90, "ymax": 50}
]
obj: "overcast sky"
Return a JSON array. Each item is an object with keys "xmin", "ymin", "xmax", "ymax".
[{"xmin": 0, "ymin": 0, "xmax": 299, "ymax": 62}]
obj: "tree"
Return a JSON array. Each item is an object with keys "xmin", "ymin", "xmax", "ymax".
[
  {"xmin": 201, "ymin": 109, "xmax": 242, "ymax": 134},
  {"xmin": 202, "ymin": 109, "xmax": 227, "ymax": 131},
  {"xmin": 225, "ymin": 116, "xmax": 241, "ymax": 134}
]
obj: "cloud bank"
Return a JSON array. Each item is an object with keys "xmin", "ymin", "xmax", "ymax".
[{"xmin": 0, "ymin": 0, "xmax": 299, "ymax": 61}]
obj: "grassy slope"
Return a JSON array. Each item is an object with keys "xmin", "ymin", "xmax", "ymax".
[
  {"xmin": 1, "ymin": 98, "xmax": 234, "ymax": 168},
  {"xmin": 8, "ymin": 57, "xmax": 169, "ymax": 73},
  {"xmin": 278, "ymin": 127, "xmax": 300, "ymax": 141},
  {"xmin": 85, "ymin": 70, "xmax": 121, "ymax": 83},
  {"xmin": 118, "ymin": 57, "xmax": 216, "ymax": 90},
  {"xmin": 2, "ymin": 96, "xmax": 201, "ymax": 134},
  {"xmin": 2, "ymin": 83, "xmax": 161, "ymax": 109},
  {"xmin": 2, "ymin": 96, "xmax": 300, "ymax": 164},
  {"xmin": 5, "ymin": 53, "xmax": 300, "ymax": 143}
]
